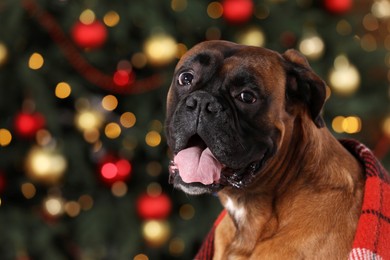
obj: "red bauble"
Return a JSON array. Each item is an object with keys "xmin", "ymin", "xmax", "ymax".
[
  {"xmin": 324, "ymin": 0, "xmax": 353, "ymax": 14},
  {"xmin": 14, "ymin": 112, "xmax": 45, "ymax": 138},
  {"xmin": 222, "ymin": 0, "xmax": 254, "ymax": 24},
  {"xmin": 71, "ymin": 21, "xmax": 107, "ymax": 49},
  {"xmin": 136, "ymin": 193, "xmax": 172, "ymax": 220},
  {"xmin": 99, "ymin": 156, "xmax": 132, "ymax": 184},
  {"xmin": 0, "ymin": 172, "xmax": 5, "ymax": 193}
]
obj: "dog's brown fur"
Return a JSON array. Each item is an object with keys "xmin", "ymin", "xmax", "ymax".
[
  {"xmin": 212, "ymin": 49, "xmax": 364, "ymax": 259},
  {"xmin": 166, "ymin": 41, "xmax": 365, "ymax": 259}
]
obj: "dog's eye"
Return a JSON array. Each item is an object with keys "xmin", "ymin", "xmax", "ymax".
[
  {"xmin": 237, "ymin": 91, "xmax": 257, "ymax": 104},
  {"xmin": 178, "ymin": 72, "xmax": 194, "ymax": 86}
]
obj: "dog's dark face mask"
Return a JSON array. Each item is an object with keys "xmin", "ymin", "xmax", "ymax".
[{"xmin": 165, "ymin": 40, "xmax": 326, "ymax": 195}]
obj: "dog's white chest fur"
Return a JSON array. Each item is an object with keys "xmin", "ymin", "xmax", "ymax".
[{"xmin": 224, "ymin": 197, "xmax": 246, "ymax": 223}]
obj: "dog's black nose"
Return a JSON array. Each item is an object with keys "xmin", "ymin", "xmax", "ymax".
[{"xmin": 186, "ymin": 92, "xmax": 223, "ymax": 114}]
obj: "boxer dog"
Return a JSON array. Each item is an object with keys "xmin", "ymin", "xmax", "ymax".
[{"xmin": 165, "ymin": 40, "xmax": 364, "ymax": 259}]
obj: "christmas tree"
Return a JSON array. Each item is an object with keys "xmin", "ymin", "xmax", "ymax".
[{"xmin": 0, "ymin": 0, "xmax": 389, "ymax": 259}]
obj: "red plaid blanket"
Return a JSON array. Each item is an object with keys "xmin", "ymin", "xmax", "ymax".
[{"xmin": 195, "ymin": 139, "xmax": 390, "ymax": 260}]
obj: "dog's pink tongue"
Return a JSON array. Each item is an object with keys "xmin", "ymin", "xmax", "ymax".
[{"xmin": 174, "ymin": 147, "xmax": 222, "ymax": 185}]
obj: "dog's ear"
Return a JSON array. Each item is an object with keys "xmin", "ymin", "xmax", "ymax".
[{"xmin": 282, "ymin": 49, "xmax": 326, "ymax": 128}]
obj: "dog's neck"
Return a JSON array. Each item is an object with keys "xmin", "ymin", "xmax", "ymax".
[{"xmin": 217, "ymin": 116, "xmax": 363, "ymax": 256}]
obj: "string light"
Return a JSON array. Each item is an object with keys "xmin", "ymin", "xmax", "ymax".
[
  {"xmin": 21, "ymin": 182, "xmax": 36, "ymax": 199},
  {"xmin": 75, "ymin": 109, "xmax": 104, "ymax": 132},
  {"xmin": 179, "ymin": 204, "xmax": 195, "ymax": 220},
  {"xmin": 44, "ymin": 196, "xmax": 65, "ymax": 217},
  {"xmin": 120, "ymin": 112, "xmax": 136, "ymax": 128},
  {"xmin": 171, "ymin": 0, "xmax": 187, "ymax": 12},
  {"xmin": 0, "ymin": 42, "xmax": 8, "ymax": 66},
  {"xmin": 103, "ymin": 11, "xmax": 120, "ymax": 27},
  {"xmin": 169, "ymin": 237, "xmax": 185, "ymax": 256},
  {"xmin": 371, "ymin": 0, "xmax": 390, "ymax": 19},
  {"xmin": 145, "ymin": 131, "xmax": 161, "ymax": 147},
  {"xmin": 205, "ymin": 27, "xmax": 222, "ymax": 40},
  {"xmin": 78, "ymin": 194, "xmax": 94, "ymax": 211},
  {"xmin": 360, "ymin": 33, "xmax": 377, "ymax": 52},
  {"xmin": 133, "ymin": 254, "xmax": 149, "ymax": 260},
  {"xmin": 383, "ymin": 116, "xmax": 390, "ymax": 137},
  {"xmin": 64, "ymin": 201, "xmax": 81, "ymax": 217},
  {"xmin": 142, "ymin": 220, "xmax": 171, "ymax": 247},
  {"xmin": 146, "ymin": 161, "xmax": 162, "ymax": 176},
  {"xmin": 143, "ymin": 34, "xmax": 178, "ymax": 66},
  {"xmin": 332, "ymin": 116, "xmax": 362, "ymax": 134},
  {"xmin": 101, "ymin": 95, "xmax": 118, "ymax": 111},
  {"xmin": 207, "ymin": 2, "xmax": 223, "ymax": 19},
  {"xmin": 105, "ymin": 122, "xmax": 121, "ymax": 139},
  {"xmin": 236, "ymin": 26, "xmax": 265, "ymax": 47},
  {"xmin": 28, "ymin": 52, "xmax": 44, "ymax": 70},
  {"xmin": 25, "ymin": 146, "xmax": 67, "ymax": 185},
  {"xmin": 79, "ymin": 9, "xmax": 95, "ymax": 24},
  {"xmin": 55, "ymin": 82, "xmax": 72, "ymax": 99},
  {"xmin": 0, "ymin": 128, "xmax": 12, "ymax": 147},
  {"xmin": 299, "ymin": 32, "xmax": 325, "ymax": 60},
  {"xmin": 111, "ymin": 181, "xmax": 128, "ymax": 197}
]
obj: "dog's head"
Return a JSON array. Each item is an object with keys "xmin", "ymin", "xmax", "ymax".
[{"xmin": 165, "ymin": 40, "xmax": 326, "ymax": 195}]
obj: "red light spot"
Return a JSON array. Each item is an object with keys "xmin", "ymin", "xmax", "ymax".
[
  {"xmin": 101, "ymin": 163, "xmax": 117, "ymax": 180},
  {"xmin": 116, "ymin": 159, "xmax": 131, "ymax": 177}
]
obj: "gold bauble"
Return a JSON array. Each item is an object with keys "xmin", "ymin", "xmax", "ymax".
[
  {"xmin": 328, "ymin": 55, "xmax": 360, "ymax": 96},
  {"xmin": 235, "ymin": 27, "xmax": 265, "ymax": 47},
  {"xmin": 142, "ymin": 220, "xmax": 170, "ymax": 247},
  {"xmin": 0, "ymin": 42, "xmax": 9, "ymax": 67},
  {"xmin": 299, "ymin": 34, "xmax": 325, "ymax": 60},
  {"xmin": 143, "ymin": 34, "xmax": 178, "ymax": 66},
  {"xmin": 25, "ymin": 146, "xmax": 67, "ymax": 185}
]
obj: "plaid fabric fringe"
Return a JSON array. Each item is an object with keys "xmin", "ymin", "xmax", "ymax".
[{"xmin": 194, "ymin": 139, "xmax": 390, "ymax": 260}]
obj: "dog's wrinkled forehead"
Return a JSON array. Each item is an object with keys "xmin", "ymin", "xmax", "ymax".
[{"xmin": 174, "ymin": 41, "xmax": 284, "ymax": 93}]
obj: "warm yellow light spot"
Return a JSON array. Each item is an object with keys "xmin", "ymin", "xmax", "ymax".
[
  {"xmin": 36, "ymin": 129, "xmax": 52, "ymax": 146},
  {"xmin": 83, "ymin": 128, "xmax": 100, "ymax": 143},
  {"xmin": 78, "ymin": 194, "xmax": 94, "ymax": 211},
  {"xmin": 80, "ymin": 9, "xmax": 95, "ymax": 24},
  {"xmin": 299, "ymin": 35, "xmax": 324, "ymax": 60},
  {"xmin": 336, "ymin": 20, "xmax": 352, "ymax": 35},
  {"xmin": 146, "ymin": 161, "xmax": 162, "ymax": 176},
  {"xmin": 144, "ymin": 34, "xmax": 178, "ymax": 66},
  {"xmin": 332, "ymin": 116, "xmax": 361, "ymax": 134},
  {"xmin": 383, "ymin": 117, "xmax": 390, "ymax": 137},
  {"xmin": 55, "ymin": 82, "xmax": 72, "ymax": 99},
  {"xmin": 207, "ymin": 2, "xmax": 223, "ymax": 19},
  {"xmin": 105, "ymin": 122, "xmax": 121, "ymax": 139},
  {"xmin": 329, "ymin": 55, "xmax": 360, "ymax": 96},
  {"xmin": 111, "ymin": 181, "xmax": 128, "ymax": 197},
  {"xmin": 169, "ymin": 238, "xmax": 185, "ymax": 256},
  {"xmin": 179, "ymin": 204, "xmax": 195, "ymax": 220},
  {"xmin": 332, "ymin": 116, "xmax": 345, "ymax": 133},
  {"xmin": 171, "ymin": 0, "xmax": 187, "ymax": 12},
  {"xmin": 147, "ymin": 182, "xmax": 162, "ymax": 197},
  {"xmin": 28, "ymin": 52, "xmax": 44, "ymax": 70},
  {"xmin": 133, "ymin": 254, "xmax": 149, "ymax": 260},
  {"xmin": 75, "ymin": 110, "xmax": 103, "ymax": 132},
  {"xmin": 342, "ymin": 116, "xmax": 361, "ymax": 134},
  {"xmin": 142, "ymin": 220, "xmax": 170, "ymax": 246},
  {"xmin": 176, "ymin": 43, "xmax": 188, "ymax": 59},
  {"xmin": 103, "ymin": 11, "xmax": 120, "ymax": 27},
  {"xmin": 101, "ymin": 95, "xmax": 118, "ymax": 111},
  {"xmin": 21, "ymin": 182, "xmax": 36, "ymax": 199},
  {"xmin": 131, "ymin": 52, "xmax": 148, "ymax": 69},
  {"xmin": 120, "ymin": 112, "xmax": 136, "ymax": 128},
  {"xmin": 145, "ymin": 131, "xmax": 161, "ymax": 147},
  {"xmin": 0, "ymin": 42, "xmax": 8, "ymax": 66},
  {"xmin": 44, "ymin": 196, "xmax": 64, "ymax": 216},
  {"xmin": 149, "ymin": 120, "xmax": 163, "ymax": 132},
  {"xmin": 0, "ymin": 128, "xmax": 12, "ymax": 146},
  {"xmin": 64, "ymin": 201, "xmax": 81, "ymax": 217}
]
